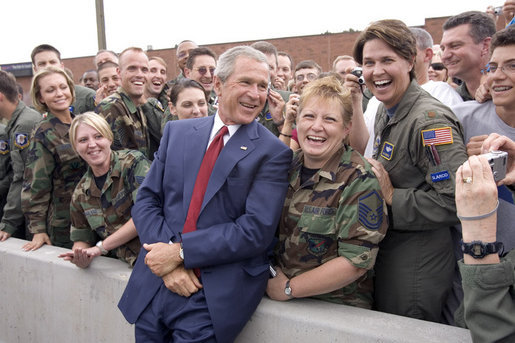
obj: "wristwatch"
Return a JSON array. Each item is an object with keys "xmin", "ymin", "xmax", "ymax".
[
  {"xmin": 284, "ymin": 280, "xmax": 294, "ymax": 299},
  {"xmin": 96, "ymin": 240, "xmax": 108, "ymax": 255},
  {"xmin": 179, "ymin": 244, "xmax": 184, "ymax": 260},
  {"xmin": 461, "ymin": 240, "xmax": 504, "ymax": 259}
]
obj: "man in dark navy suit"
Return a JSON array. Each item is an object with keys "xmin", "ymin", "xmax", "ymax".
[{"xmin": 118, "ymin": 46, "xmax": 292, "ymax": 343}]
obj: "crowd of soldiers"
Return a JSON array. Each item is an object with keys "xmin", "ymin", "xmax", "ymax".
[{"xmin": 1, "ymin": 3, "xmax": 515, "ymax": 342}]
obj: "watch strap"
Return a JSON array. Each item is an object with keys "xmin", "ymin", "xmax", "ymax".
[
  {"xmin": 284, "ymin": 279, "xmax": 293, "ymax": 299},
  {"xmin": 96, "ymin": 240, "xmax": 108, "ymax": 255},
  {"xmin": 461, "ymin": 240, "xmax": 504, "ymax": 259}
]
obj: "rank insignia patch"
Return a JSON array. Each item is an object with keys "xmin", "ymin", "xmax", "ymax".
[
  {"xmin": 380, "ymin": 141, "xmax": 394, "ymax": 160},
  {"xmin": 0, "ymin": 140, "xmax": 9, "ymax": 155},
  {"xmin": 265, "ymin": 112, "xmax": 273, "ymax": 120},
  {"xmin": 14, "ymin": 133, "xmax": 29, "ymax": 149},
  {"xmin": 421, "ymin": 127, "xmax": 453, "ymax": 146},
  {"xmin": 358, "ymin": 190, "xmax": 383, "ymax": 230}
]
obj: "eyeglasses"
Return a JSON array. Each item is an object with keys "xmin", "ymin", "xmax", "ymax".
[
  {"xmin": 430, "ymin": 63, "xmax": 446, "ymax": 71},
  {"xmin": 296, "ymin": 73, "xmax": 317, "ymax": 82},
  {"xmin": 485, "ymin": 62, "xmax": 515, "ymax": 75},
  {"xmin": 193, "ymin": 67, "xmax": 216, "ymax": 76}
]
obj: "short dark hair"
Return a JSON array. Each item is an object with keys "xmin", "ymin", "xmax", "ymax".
[
  {"xmin": 294, "ymin": 60, "xmax": 322, "ymax": 74},
  {"xmin": 0, "ymin": 71, "xmax": 19, "ymax": 103},
  {"xmin": 169, "ymin": 78, "xmax": 208, "ymax": 106},
  {"xmin": 97, "ymin": 61, "xmax": 119, "ymax": 73},
  {"xmin": 278, "ymin": 51, "xmax": 293, "ymax": 69},
  {"xmin": 443, "ymin": 11, "xmax": 496, "ymax": 44},
  {"xmin": 353, "ymin": 19, "xmax": 417, "ymax": 81},
  {"xmin": 31, "ymin": 44, "xmax": 61, "ymax": 64},
  {"xmin": 16, "ymin": 83, "xmax": 24, "ymax": 98},
  {"xmin": 490, "ymin": 25, "xmax": 515, "ymax": 54},
  {"xmin": 186, "ymin": 47, "xmax": 217, "ymax": 70},
  {"xmin": 251, "ymin": 41, "xmax": 278, "ymax": 58},
  {"xmin": 96, "ymin": 49, "xmax": 118, "ymax": 58}
]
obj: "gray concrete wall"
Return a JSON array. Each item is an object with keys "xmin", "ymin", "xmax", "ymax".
[{"xmin": 0, "ymin": 238, "xmax": 472, "ymax": 343}]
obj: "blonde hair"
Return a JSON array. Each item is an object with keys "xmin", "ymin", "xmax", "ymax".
[
  {"xmin": 31, "ymin": 66, "xmax": 76, "ymax": 113},
  {"xmin": 299, "ymin": 76, "xmax": 353, "ymax": 125},
  {"xmin": 69, "ymin": 112, "xmax": 113, "ymax": 152}
]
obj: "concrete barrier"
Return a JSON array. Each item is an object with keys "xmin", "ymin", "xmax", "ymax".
[{"xmin": 0, "ymin": 238, "xmax": 472, "ymax": 343}]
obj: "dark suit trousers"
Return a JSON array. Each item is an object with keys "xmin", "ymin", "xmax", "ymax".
[{"xmin": 135, "ymin": 284, "xmax": 217, "ymax": 343}]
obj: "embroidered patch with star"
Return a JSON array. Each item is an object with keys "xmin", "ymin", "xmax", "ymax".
[
  {"xmin": 380, "ymin": 141, "xmax": 394, "ymax": 160},
  {"xmin": 0, "ymin": 140, "xmax": 9, "ymax": 155},
  {"xmin": 358, "ymin": 190, "xmax": 383, "ymax": 230},
  {"xmin": 14, "ymin": 133, "xmax": 30, "ymax": 149}
]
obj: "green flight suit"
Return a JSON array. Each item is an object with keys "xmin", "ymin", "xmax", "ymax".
[
  {"xmin": 372, "ymin": 80, "xmax": 468, "ymax": 322},
  {"xmin": 454, "ymin": 250, "xmax": 515, "ymax": 343}
]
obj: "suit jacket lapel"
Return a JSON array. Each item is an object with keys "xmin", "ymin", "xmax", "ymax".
[
  {"xmin": 201, "ymin": 121, "xmax": 258, "ymax": 211},
  {"xmin": 183, "ymin": 116, "xmax": 215, "ymax": 216}
]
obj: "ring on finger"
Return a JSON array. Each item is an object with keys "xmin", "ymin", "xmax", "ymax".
[{"xmin": 463, "ymin": 177, "xmax": 473, "ymax": 184}]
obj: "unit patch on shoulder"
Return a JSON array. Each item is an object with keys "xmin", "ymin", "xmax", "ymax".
[
  {"xmin": 0, "ymin": 140, "xmax": 9, "ymax": 155},
  {"xmin": 14, "ymin": 133, "xmax": 30, "ymax": 149},
  {"xmin": 380, "ymin": 141, "xmax": 394, "ymax": 160},
  {"xmin": 265, "ymin": 112, "xmax": 273, "ymax": 120},
  {"xmin": 421, "ymin": 127, "xmax": 453, "ymax": 146},
  {"xmin": 358, "ymin": 190, "xmax": 383, "ymax": 230}
]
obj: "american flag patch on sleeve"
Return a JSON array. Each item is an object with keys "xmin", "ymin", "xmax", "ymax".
[{"xmin": 421, "ymin": 127, "xmax": 453, "ymax": 146}]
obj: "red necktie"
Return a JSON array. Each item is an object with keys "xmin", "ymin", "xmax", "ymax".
[{"xmin": 183, "ymin": 125, "xmax": 229, "ymax": 235}]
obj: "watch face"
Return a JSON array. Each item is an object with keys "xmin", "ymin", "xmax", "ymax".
[
  {"xmin": 285, "ymin": 287, "xmax": 292, "ymax": 296},
  {"xmin": 472, "ymin": 244, "xmax": 482, "ymax": 257}
]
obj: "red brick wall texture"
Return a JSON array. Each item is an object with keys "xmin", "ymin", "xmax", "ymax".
[{"xmin": 15, "ymin": 15, "xmax": 507, "ymax": 102}]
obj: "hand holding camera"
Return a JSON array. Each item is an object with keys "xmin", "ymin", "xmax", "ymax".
[{"xmin": 482, "ymin": 133, "xmax": 515, "ymax": 186}]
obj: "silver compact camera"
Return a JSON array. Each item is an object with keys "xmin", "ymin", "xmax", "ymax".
[
  {"xmin": 351, "ymin": 67, "xmax": 365, "ymax": 85},
  {"xmin": 482, "ymin": 150, "xmax": 508, "ymax": 182},
  {"xmin": 494, "ymin": 6, "xmax": 503, "ymax": 15}
]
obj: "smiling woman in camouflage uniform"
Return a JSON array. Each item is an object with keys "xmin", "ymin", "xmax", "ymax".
[
  {"xmin": 21, "ymin": 67, "xmax": 86, "ymax": 251},
  {"xmin": 58, "ymin": 112, "xmax": 150, "ymax": 268},
  {"xmin": 266, "ymin": 77, "xmax": 388, "ymax": 309}
]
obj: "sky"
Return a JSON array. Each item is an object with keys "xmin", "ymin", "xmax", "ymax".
[{"xmin": 1, "ymin": 0, "xmax": 495, "ymax": 64}]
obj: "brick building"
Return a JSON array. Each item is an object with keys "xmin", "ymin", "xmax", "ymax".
[{"xmin": 2, "ymin": 15, "xmax": 506, "ymax": 105}]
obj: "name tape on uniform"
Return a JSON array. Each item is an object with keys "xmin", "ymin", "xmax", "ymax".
[{"xmin": 431, "ymin": 170, "xmax": 450, "ymax": 182}]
